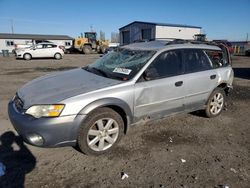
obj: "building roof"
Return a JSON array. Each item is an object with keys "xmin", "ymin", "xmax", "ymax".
[
  {"xmin": 119, "ymin": 21, "xmax": 202, "ymax": 30},
  {"xmin": 0, "ymin": 33, "xmax": 73, "ymax": 40}
]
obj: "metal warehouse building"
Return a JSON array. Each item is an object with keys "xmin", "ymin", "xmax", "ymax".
[
  {"xmin": 119, "ymin": 21, "xmax": 202, "ymax": 45},
  {"xmin": 0, "ymin": 33, "xmax": 73, "ymax": 52}
]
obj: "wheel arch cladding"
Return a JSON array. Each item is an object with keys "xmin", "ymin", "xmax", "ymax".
[
  {"xmin": 78, "ymin": 98, "xmax": 132, "ymax": 134},
  {"xmin": 217, "ymin": 82, "xmax": 231, "ymax": 95}
]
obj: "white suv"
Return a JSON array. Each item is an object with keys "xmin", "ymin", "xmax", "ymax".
[{"xmin": 16, "ymin": 43, "xmax": 64, "ymax": 60}]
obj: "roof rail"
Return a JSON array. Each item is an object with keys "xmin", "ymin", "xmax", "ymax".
[
  {"xmin": 149, "ymin": 38, "xmax": 218, "ymax": 45},
  {"xmin": 164, "ymin": 39, "xmax": 219, "ymax": 46},
  {"xmin": 130, "ymin": 38, "xmax": 224, "ymax": 48}
]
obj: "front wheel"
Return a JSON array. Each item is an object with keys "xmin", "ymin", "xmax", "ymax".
[
  {"xmin": 205, "ymin": 88, "xmax": 225, "ymax": 118},
  {"xmin": 82, "ymin": 45, "xmax": 92, "ymax": 54},
  {"xmin": 77, "ymin": 108, "xmax": 124, "ymax": 155},
  {"xmin": 23, "ymin": 53, "xmax": 31, "ymax": 60}
]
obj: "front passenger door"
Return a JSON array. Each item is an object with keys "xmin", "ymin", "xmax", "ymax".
[
  {"xmin": 31, "ymin": 44, "xmax": 43, "ymax": 57},
  {"xmin": 134, "ymin": 49, "xmax": 186, "ymax": 121}
]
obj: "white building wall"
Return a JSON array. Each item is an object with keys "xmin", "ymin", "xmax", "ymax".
[
  {"xmin": 0, "ymin": 39, "xmax": 73, "ymax": 52},
  {"xmin": 0, "ymin": 39, "xmax": 32, "ymax": 52},
  {"xmin": 155, "ymin": 26, "xmax": 201, "ymax": 40}
]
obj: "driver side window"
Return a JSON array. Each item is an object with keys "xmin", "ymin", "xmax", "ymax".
[{"xmin": 144, "ymin": 50, "xmax": 183, "ymax": 80}]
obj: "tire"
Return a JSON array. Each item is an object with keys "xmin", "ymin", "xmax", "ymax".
[
  {"xmin": 82, "ymin": 45, "xmax": 92, "ymax": 54},
  {"xmin": 54, "ymin": 53, "xmax": 62, "ymax": 60},
  {"xmin": 23, "ymin": 53, "xmax": 31, "ymax": 60},
  {"xmin": 245, "ymin": 51, "xmax": 250, "ymax": 56},
  {"xmin": 100, "ymin": 46, "xmax": 107, "ymax": 54},
  {"xmin": 77, "ymin": 107, "xmax": 124, "ymax": 155},
  {"xmin": 205, "ymin": 88, "xmax": 225, "ymax": 118}
]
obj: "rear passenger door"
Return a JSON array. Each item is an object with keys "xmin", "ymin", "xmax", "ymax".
[{"xmin": 182, "ymin": 49, "xmax": 218, "ymax": 110}]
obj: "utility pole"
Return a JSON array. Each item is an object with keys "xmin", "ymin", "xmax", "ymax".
[
  {"xmin": 246, "ymin": 33, "xmax": 249, "ymax": 42},
  {"xmin": 10, "ymin": 19, "xmax": 14, "ymax": 34},
  {"xmin": 90, "ymin": 25, "xmax": 93, "ymax": 32}
]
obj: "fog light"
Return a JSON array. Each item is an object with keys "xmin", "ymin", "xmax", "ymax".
[{"xmin": 27, "ymin": 134, "xmax": 44, "ymax": 146}]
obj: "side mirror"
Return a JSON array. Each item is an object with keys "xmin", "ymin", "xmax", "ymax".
[{"xmin": 143, "ymin": 68, "xmax": 158, "ymax": 81}]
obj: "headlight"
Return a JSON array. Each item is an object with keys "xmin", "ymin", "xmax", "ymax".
[{"xmin": 25, "ymin": 104, "xmax": 65, "ymax": 118}]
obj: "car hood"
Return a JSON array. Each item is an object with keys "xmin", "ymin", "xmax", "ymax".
[{"xmin": 17, "ymin": 68, "xmax": 123, "ymax": 109}]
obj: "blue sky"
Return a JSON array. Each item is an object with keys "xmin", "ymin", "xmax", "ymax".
[{"xmin": 0, "ymin": 0, "xmax": 249, "ymax": 41}]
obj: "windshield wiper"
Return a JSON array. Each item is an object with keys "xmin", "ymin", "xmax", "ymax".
[
  {"xmin": 84, "ymin": 66, "xmax": 125, "ymax": 80},
  {"xmin": 90, "ymin": 67, "xmax": 108, "ymax": 78}
]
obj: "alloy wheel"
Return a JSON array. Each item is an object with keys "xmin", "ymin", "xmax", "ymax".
[
  {"xmin": 209, "ymin": 93, "xmax": 224, "ymax": 115},
  {"xmin": 87, "ymin": 118, "xmax": 119, "ymax": 151}
]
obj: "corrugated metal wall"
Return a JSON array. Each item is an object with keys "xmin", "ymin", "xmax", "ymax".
[{"xmin": 119, "ymin": 23, "xmax": 156, "ymax": 45}]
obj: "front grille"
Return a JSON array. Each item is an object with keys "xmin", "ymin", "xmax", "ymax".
[{"xmin": 13, "ymin": 94, "xmax": 24, "ymax": 112}]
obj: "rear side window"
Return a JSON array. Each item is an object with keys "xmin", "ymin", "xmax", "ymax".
[
  {"xmin": 205, "ymin": 50, "xmax": 224, "ymax": 68},
  {"xmin": 147, "ymin": 49, "xmax": 183, "ymax": 79},
  {"xmin": 183, "ymin": 49, "xmax": 212, "ymax": 73},
  {"xmin": 205, "ymin": 49, "xmax": 229, "ymax": 68},
  {"xmin": 43, "ymin": 44, "xmax": 57, "ymax": 48}
]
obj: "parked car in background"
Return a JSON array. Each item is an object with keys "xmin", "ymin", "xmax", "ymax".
[
  {"xmin": 213, "ymin": 40, "xmax": 234, "ymax": 54},
  {"xmin": 15, "ymin": 43, "xmax": 64, "ymax": 60},
  {"xmin": 8, "ymin": 40, "xmax": 233, "ymax": 155},
  {"xmin": 244, "ymin": 43, "xmax": 250, "ymax": 56},
  {"xmin": 245, "ymin": 48, "xmax": 250, "ymax": 56},
  {"xmin": 14, "ymin": 40, "xmax": 57, "ymax": 53}
]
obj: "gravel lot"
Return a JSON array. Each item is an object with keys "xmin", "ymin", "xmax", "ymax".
[{"xmin": 0, "ymin": 54, "xmax": 249, "ymax": 188}]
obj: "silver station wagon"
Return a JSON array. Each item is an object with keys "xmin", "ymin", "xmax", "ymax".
[{"xmin": 8, "ymin": 40, "xmax": 234, "ymax": 155}]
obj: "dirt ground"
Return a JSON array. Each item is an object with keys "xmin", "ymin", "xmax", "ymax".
[{"xmin": 0, "ymin": 54, "xmax": 249, "ymax": 188}]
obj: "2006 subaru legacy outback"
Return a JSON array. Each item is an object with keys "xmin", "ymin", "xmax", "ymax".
[{"xmin": 8, "ymin": 40, "xmax": 234, "ymax": 155}]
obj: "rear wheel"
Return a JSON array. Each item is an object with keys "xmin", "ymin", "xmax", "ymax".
[
  {"xmin": 205, "ymin": 88, "xmax": 225, "ymax": 118},
  {"xmin": 54, "ymin": 53, "xmax": 62, "ymax": 60},
  {"xmin": 77, "ymin": 108, "xmax": 124, "ymax": 155},
  {"xmin": 23, "ymin": 53, "xmax": 31, "ymax": 60},
  {"xmin": 82, "ymin": 45, "xmax": 92, "ymax": 54}
]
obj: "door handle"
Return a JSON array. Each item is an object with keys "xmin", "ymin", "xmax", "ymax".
[
  {"xmin": 210, "ymin": 75, "xmax": 216, "ymax": 79},
  {"xmin": 175, "ymin": 81, "xmax": 183, "ymax": 87}
]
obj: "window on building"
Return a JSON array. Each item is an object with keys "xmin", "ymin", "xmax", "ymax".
[
  {"xmin": 183, "ymin": 49, "xmax": 212, "ymax": 73},
  {"xmin": 142, "ymin": 29, "xmax": 152, "ymax": 40},
  {"xmin": 122, "ymin": 31, "xmax": 130, "ymax": 44},
  {"xmin": 6, "ymin": 41, "xmax": 14, "ymax": 46},
  {"xmin": 65, "ymin": 42, "xmax": 71, "ymax": 46}
]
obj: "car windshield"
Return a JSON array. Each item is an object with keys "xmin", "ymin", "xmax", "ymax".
[{"xmin": 86, "ymin": 48, "xmax": 155, "ymax": 80}]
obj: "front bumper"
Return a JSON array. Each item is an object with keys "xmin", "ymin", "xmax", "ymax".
[
  {"xmin": 8, "ymin": 101, "xmax": 86, "ymax": 147},
  {"xmin": 15, "ymin": 53, "xmax": 23, "ymax": 58}
]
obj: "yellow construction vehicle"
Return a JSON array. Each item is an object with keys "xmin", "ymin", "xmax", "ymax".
[{"xmin": 74, "ymin": 32, "xmax": 109, "ymax": 54}]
